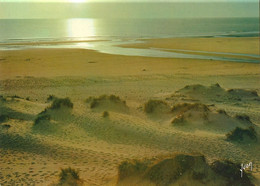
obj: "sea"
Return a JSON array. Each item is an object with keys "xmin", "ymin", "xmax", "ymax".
[
  {"xmin": 0, "ymin": 18, "xmax": 259, "ymax": 42},
  {"xmin": 0, "ymin": 18, "xmax": 259, "ymax": 63}
]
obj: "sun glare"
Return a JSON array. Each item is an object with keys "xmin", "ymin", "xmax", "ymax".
[
  {"xmin": 68, "ymin": 0, "xmax": 87, "ymax": 3},
  {"xmin": 67, "ymin": 19, "xmax": 96, "ymax": 38}
]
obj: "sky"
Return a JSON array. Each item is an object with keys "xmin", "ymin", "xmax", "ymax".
[
  {"xmin": 0, "ymin": 0, "xmax": 259, "ymax": 19},
  {"xmin": 0, "ymin": 0, "xmax": 258, "ymax": 2}
]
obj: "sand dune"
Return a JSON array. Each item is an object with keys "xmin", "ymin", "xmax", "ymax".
[
  {"xmin": 0, "ymin": 88, "xmax": 259, "ymax": 185},
  {"xmin": 170, "ymin": 102, "xmax": 255, "ymax": 132},
  {"xmin": 0, "ymin": 38, "xmax": 259, "ymax": 185},
  {"xmin": 174, "ymin": 83, "xmax": 259, "ymax": 103},
  {"xmin": 117, "ymin": 153, "xmax": 254, "ymax": 186}
]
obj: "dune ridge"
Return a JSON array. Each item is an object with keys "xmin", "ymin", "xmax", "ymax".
[{"xmin": 0, "ymin": 38, "xmax": 259, "ymax": 185}]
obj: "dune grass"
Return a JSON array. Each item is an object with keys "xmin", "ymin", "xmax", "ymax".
[
  {"xmin": 118, "ymin": 160, "xmax": 149, "ymax": 180},
  {"xmin": 34, "ymin": 114, "xmax": 51, "ymax": 126},
  {"xmin": 102, "ymin": 111, "xmax": 109, "ymax": 118},
  {"xmin": 235, "ymin": 114, "xmax": 252, "ymax": 123},
  {"xmin": 88, "ymin": 95, "xmax": 126, "ymax": 108},
  {"xmin": 1, "ymin": 124, "xmax": 11, "ymax": 130},
  {"xmin": 49, "ymin": 97, "xmax": 73, "ymax": 110},
  {"xmin": 32, "ymin": 96, "xmax": 73, "ymax": 134},
  {"xmin": 58, "ymin": 167, "xmax": 82, "ymax": 186},
  {"xmin": 226, "ymin": 126, "xmax": 257, "ymax": 142},
  {"xmin": 47, "ymin": 95, "xmax": 58, "ymax": 102},
  {"xmin": 0, "ymin": 114, "xmax": 9, "ymax": 123},
  {"xmin": 211, "ymin": 160, "xmax": 253, "ymax": 186},
  {"xmin": 144, "ymin": 100, "xmax": 169, "ymax": 113},
  {"xmin": 146, "ymin": 154, "xmax": 201, "ymax": 185},
  {"xmin": 32, "ymin": 113, "xmax": 56, "ymax": 133},
  {"xmin": 0, "ymin": 95, "xmax": 6, "ymax": 102},
  {"xmin": 117, "ymin": 153, "xmax": 254, "ymax": 185},
  {"xmin": 171, "ymin": 103, "xmax": 209, "ymax": 113},
  {"xmin": 171, "ymin": 114, "xmax": 186, "ymax": 126},
  {"xmin": 216, "ymin": 109, "xmax": 228, "ymax": 115},
  {"xmin": 227, "ymin": 89, "xmax": 258, "ymax": 97}
]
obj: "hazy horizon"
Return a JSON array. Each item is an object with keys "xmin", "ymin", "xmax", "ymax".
[{"xmin": 0, "ymin": 2, "xmax": 259, "ymax": 19}]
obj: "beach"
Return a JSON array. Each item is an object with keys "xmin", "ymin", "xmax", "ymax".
[
  {"xmin": 118, "ymin": 37, "xmax": 260, "ymax": 54},
  {"xmin": 0, "ymin": 36, "xmax": 260, "ymax": 185}
]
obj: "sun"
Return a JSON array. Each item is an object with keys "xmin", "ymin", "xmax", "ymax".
[{"xmin": 68, "ymin": 0, "xmax": 87, "ymax": 3}]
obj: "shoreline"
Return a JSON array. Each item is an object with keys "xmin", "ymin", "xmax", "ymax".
[
  {"xmin": 0, "ymin": 37, "xmax": 259, "ymax": 64},
  {"xmin": 0, "ymin": 39, "xmax": 107, "ymax": 46},
  {"xmin": 117, "ymin": 37, "xmax": 260, "ymax": 55}
]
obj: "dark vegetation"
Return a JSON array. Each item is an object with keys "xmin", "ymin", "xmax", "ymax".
[
  {"xmin": 0, "ymin": 106, "xmax": 34, "ymax": 121},
  {"xmin": 118, "ymin": 154, "xmax": 207, "ymax": 184},
  {"xmin": 0, "ymin": 133, "xmax": 49, "ymax": 155},
  {"xmin": 11, "ymin": 95, "xmax": 22, "ymax": 99},
  {"xmin": 176, "ymin": 84, "xmax": 259, "ymax": 103},
  {"xmin": 49, "ymin": 97, "xmax": 73, "ymax": 110},
  {"xmin": 58, "ymin": 167, "xmax": 82, "ymax": 186},
  {"xmin": 117, "ymin": 153, "xmax": 254, "ymax": 186},
  {"xmin": 47, "ymin": 95, "xmax": 58, "ymax": 102},
  {"xmin": 33, "ymin": 96, "xmax": 73, "ymax": 132},
  {"xmin": 180, "ymin": 84, "xmax": 204, "ymax": 91},
  {"xmin": 235, "ymin": 114, "xmax": 252, "ymax": 124},
  {"xmin": 1, "ymin": 124, "xmax": 11, "ymax": 130},
  {"xmin": 171, "ymin": 115, "xmax": 185, "ymax": 126},
  {"xmin": 0, "ymin": 114, "xmax": 9, "ymax": 123},
  {"xmin": 86, "ymin": 95, "xmax": 126, "ymax": 109},
  {"xmin": 0, "ymin": 95, "xmax": 6, "ymax": 102},
  {"xmin": 177, "ymin": 83, "xmax": 225, "ymax": 96},
  {"xmin": 211, "ymin": 160, "xmax": 254, "ymax": 186},
  {"xmin": 34, "ymin": 114, "xmax": 51, "ymax": 126},
  {"xmin": 144, "ymin": 100, "xmax": 169, "ymax": 113},
  {"xmin": 217, "ymin": 109, "xmax": 227, "ymax": 115},
  {"xmin": 171, "ymin": 103, "xmax": 210, "ymax": 123},
  {"xmin": 226, "ymin": 127, "xmax": 257, "ymax": 142},
  {"xmin": 227, "ymin": 89, "xmax": 258, "ymax": 97},
  {"xmin": 171, "ymin": 103, "xmax": 209, "ymax": 113},
  {"xmin": 118, "ymin": 160, "xmax": 149, "ymax": 180},
  {"xmin": 146, "ymin": 154, "xmax": 207, "ymax": 185},
  {"xmin": 0, "ymin": 95, "xmax": 35, "ymax": 125},
  {"xmin": 33, "ymin": 113, "xmax": 55, "ymax": 133},
  {"xmin": 102, "ymin": 111, "xmax": 109, "ymax": 118},
  {"xmin": 35, "ymin": 97, "xmax": 73, "ymax": 121}
]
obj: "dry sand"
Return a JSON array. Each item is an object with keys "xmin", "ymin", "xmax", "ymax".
[
  {"xmin": 118, "ymin": 37, "xmax": 260, "ymax": 55},
  {"xmin": 0, "ymin": 37, "xmax": 259, "ymax": 185}
]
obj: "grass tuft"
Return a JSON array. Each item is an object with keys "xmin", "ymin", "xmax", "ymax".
[
  {"xmin": 102, "ymin": 111, "xmax": 109, "ymax": 118},
  {"xmin": 0, "ymin": 114, "xmax": 9, "ymax": 123},
  {"xmin": 58, "ymin": 167, "xmax": 82, "ymax": 185},
  {"xmin": 34, "ymin": 114, "xmax": 51, "ymax": 126},
  {"xmin": 216, "ymin": 109, "xmax": 227, "ymax": 115},
  {"xmin": 118, "ymin": 160, "xmax": 149, "ymax": 180},
  {"xmin": 49, "ymin": 97, "xmax": 73, "ymax": 110},
  {"xmin": 87, "ymin": 94, "xmax": 126, "ymax": 109},
  {"xmin": 171, "ymin": 114, "xmax": 186, "ymax": 125},
  {"xmin": 211, "ymin": 160, "xmax": 253, "ymax": 185},
  {"xmin": 171, "ymin": 103, "xmax": 209, "ymax": 113},
  {"xmin": 0, "ymin": 95, "xmax": 6, "ymax": 102},
  {"xmin": 117, "ymin": 154, "xmax": 254, "ymax": 186},
  {"xmin": 1, "ymin": 124, "xmax": 11, "ymax": 130},
  {"xmin": 144, "ymin": 100, "xmax": 168, "ymax": 113},
  {"xmin": 235, "ymin": 114, "xmax": 252, "ymax": 123},
  {"xmin": 47, "ymin": 95, "xmax": 58, "ymax": 102},
  {"xmin": 226, "ymin": 126, "xmax": 257, "ymax": 142}
]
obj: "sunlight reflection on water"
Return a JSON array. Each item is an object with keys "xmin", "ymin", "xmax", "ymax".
[{"xmin": 67, "ymin": 18, "xmax": 96, "ymax": 39}]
